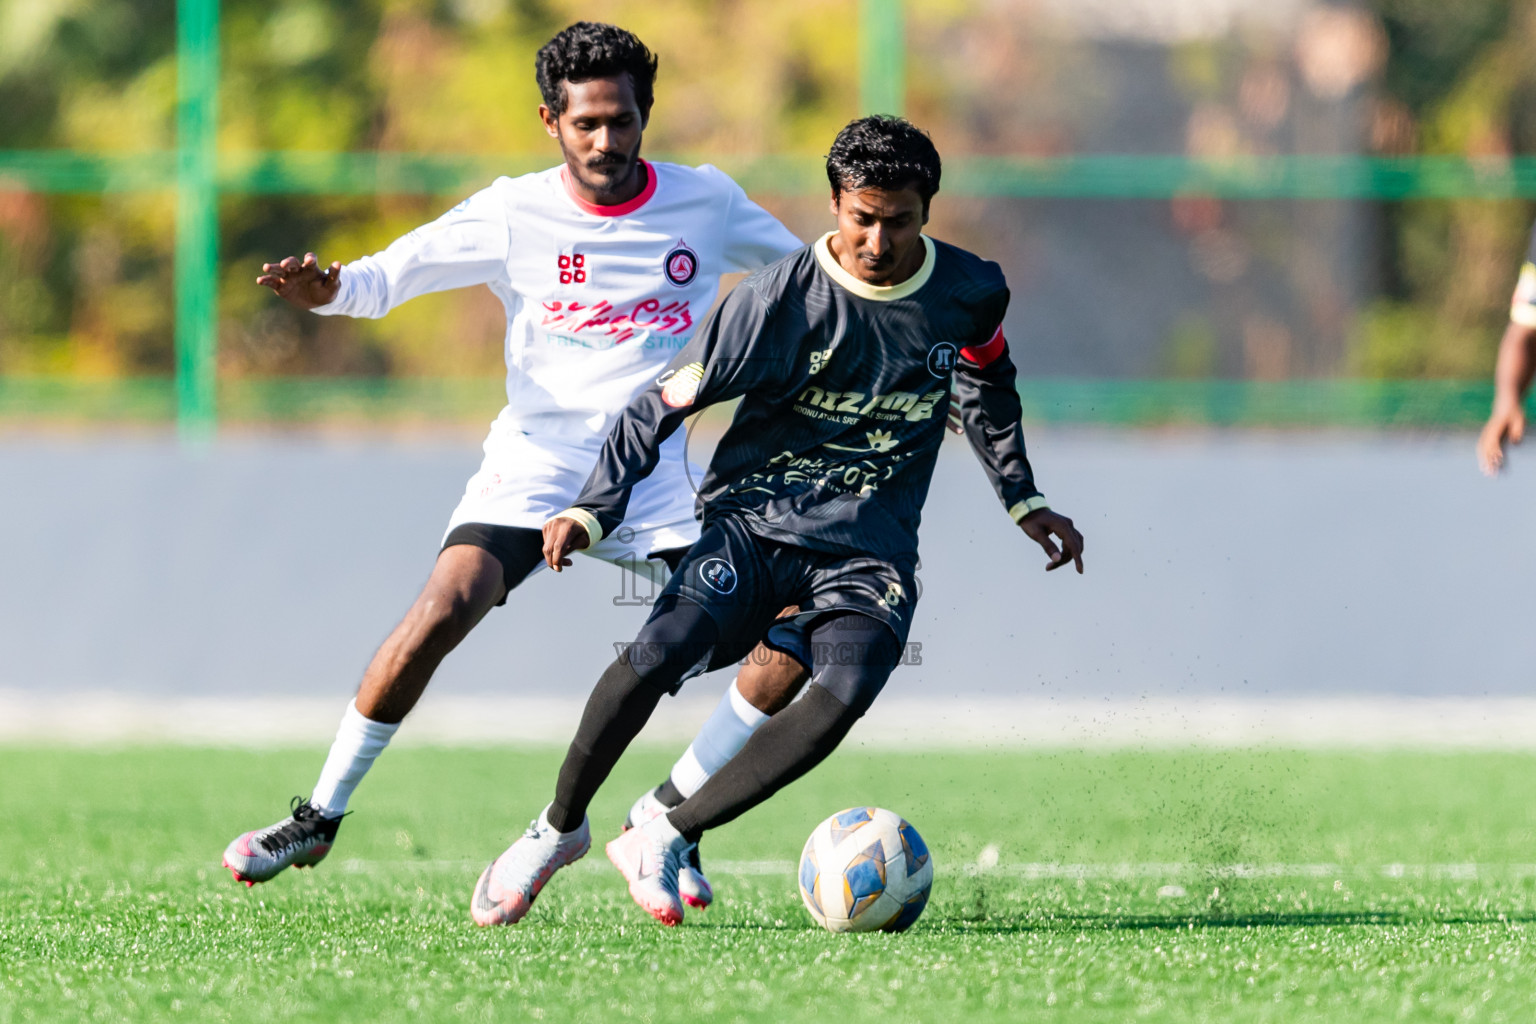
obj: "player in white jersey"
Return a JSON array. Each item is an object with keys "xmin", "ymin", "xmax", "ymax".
[
  {"xmin": 221, "ymin": 24, "xmax": 812, "ymax": 921},
  {"xmin": 1478, "ymin": 219, "xmax": 1536, "ymax": 475}
]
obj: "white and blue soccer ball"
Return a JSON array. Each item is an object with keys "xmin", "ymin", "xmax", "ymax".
[{"xmin": 798, "ymin": 806, "xmax": 933, "ymax": 933}]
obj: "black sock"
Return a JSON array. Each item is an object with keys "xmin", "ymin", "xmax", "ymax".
[
  {"xmin": 666, "ymin": 685, "xmax": 861, "ymax": 842},
  {"xmin": 653, "ymin": 778, "xmax": 686, "ymax": 809},
  {"xmin": 546, "ymin": 597, "xmax": 721, "ymax": 833},
  {"xmin": 546, "ymin": 651, "xmax": 667, "ymax": 833}
]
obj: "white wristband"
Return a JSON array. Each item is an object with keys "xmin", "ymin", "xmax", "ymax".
[{"xmin": 552, "ymin": 507, "xmax": 604, "ymax": 546}]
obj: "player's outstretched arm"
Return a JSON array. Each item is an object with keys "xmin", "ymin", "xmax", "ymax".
[
  {"xmin": 264, "ymin": 188, "xmax": 512, "ymax": 321},
  {"xmin": 256, "ymin": 252, "xmax": 341, "ymax": 310},
  {"xmin": 1478, "ymin": 320, "xmax": 1536, "ymax": 476},
  {"xmin": 951, "ymin": 323, "xmax": 1084, "ymax": 572}
]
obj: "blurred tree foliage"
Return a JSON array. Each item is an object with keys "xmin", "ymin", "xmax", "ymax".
[
  {"xmin": 4, "ymin": 0, "xmax": 1536, "ymax": 381},
  {"xmin": 0, "ymin": 0, "xmax": 857, "ymax": 379},
  {"xmin": 1356, "ymin": 0, "xmax": 1536, "ymax": 377}
]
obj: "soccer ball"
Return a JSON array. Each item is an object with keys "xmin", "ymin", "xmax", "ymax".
[{"xmin": 798, "ymin": 806, "xmax": 933, "ymax": 933}]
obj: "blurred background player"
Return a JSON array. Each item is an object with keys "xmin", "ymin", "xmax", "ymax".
[
  {"xmin": 1477, "ymin": 222, "xmax": 1536, "ymax": 475},
  {"xmin": 470, "ymin": 115, "xmax": 1084, "ymax": 927},
  {"xmin": 221, "ymin": 22, "xmax": 811, "ymax": 905}
]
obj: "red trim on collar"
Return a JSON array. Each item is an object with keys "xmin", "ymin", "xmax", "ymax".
[{"xmin": 560, "ymin": 160, "xmax": 657, "ymax": 217}]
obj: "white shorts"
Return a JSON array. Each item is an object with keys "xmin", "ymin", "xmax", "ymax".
[{"xmin": 443, "ymin": 423, "xmax": 702, "ymax": 584}]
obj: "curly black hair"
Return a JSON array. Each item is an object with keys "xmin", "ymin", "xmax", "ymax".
[
  {"xmin": 535, "ymin": 22, "xmax": 659, "ymax": 118},
  {"xmin": 826, "ymin": 116, "xmax": 942, "ymax": 210}
]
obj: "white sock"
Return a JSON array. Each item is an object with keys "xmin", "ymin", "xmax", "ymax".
[
  {"xmin": 309, "ymin": 700, "xmax": 400, "ymax": 817},
  {"xmin": 668, "ymin": 678, "xmax": 771, "ymax": 799}
]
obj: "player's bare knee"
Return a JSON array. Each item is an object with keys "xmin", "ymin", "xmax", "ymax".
[
  {"xmin": 386, "ymin": 593, "xmax": 477, "ymax": 670},
  {"xmin": 419, "ymin": 594, "xmax": 480, "ymax": 651},
  {"xmin": 737, "ymin": 651, "xmax": 808, "ymax": 715}
]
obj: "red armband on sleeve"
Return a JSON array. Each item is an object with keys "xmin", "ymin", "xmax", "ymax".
[{"xmin": 961, "ymin": 325, "xmax": 1007, "ymax": 368}]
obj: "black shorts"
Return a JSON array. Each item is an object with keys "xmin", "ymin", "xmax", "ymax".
[
  {"xmin": 442, "ymin": 523, "xmax": 690, "ymax": 607},
  {"xmin": 659, "ymin": 514, "xmax": 918, "ymax": 649}
]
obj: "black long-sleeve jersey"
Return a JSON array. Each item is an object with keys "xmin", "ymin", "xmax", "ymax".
[{"xmin": 567, "ymin": 233, "xmax": 1047, "ymax": 564}]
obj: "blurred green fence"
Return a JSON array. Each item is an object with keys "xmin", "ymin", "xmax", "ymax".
[
  {"xmin": 0, "ymin": 375, "xmax": 1497, "ymax": 430},
  {"xmin": 14, "ymin": 150, "xmax": 1536, "ymax": 200},
  {"xmin": 0, "ymin": 0, "xmax": 1525, "ymax": 432}
]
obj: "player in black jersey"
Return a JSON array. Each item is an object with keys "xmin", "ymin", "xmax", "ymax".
[
  {"xmin": 476, "ymin": 116, "xmax": 1085, "ymax": 926},
  {"xmin": 1477, "ymin": 220, "xmax": 1536, "ymax": 475}
]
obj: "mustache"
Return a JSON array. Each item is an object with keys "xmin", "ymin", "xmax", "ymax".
[{"xmin": 586, "ymin": 155, "xmax": 631, "ymax": 171}]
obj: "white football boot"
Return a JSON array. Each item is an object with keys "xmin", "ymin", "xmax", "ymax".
[
  {"xmin": 606, "ymin": 812, "xmax": 691, "ymax": 926},
  {"xmin": 222, "ymin": 797, "xmax": 343, "ymax": 886},
  {"xmin": 470, "ymin": 806, "xmax": 590, "ymax": 926},
  {"xmin": 625, "ymin": 789, "xmax": 714, "ymax": 909}
]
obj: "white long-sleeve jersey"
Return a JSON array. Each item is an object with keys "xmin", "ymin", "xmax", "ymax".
[{"xmin": 314, "ymin": 160, "xmax": 801, "ymax": 538}]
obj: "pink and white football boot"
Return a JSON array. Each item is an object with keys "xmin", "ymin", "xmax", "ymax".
[
  {"xmin": 624, "ymin": 789, "xmax": 714, "ymax": 909},
  {"xmin": 222, "ymin": 797, "xmax": 343, "ymax": 886},
  {"xmin": 606, "ymin": 812, "xmax": 691, "ymax": 926},
  {"xmin": 470, "ymin": 806, "xmax": 590, "ymax": 926}
]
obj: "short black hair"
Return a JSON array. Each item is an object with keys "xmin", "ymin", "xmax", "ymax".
[
  {"xmin": 535, "ymin": 22, "xmax": 659, "ymax": 118},
  {"xmin": 826, "ymin": 116, "xmax": 942, "ymax": 210}
]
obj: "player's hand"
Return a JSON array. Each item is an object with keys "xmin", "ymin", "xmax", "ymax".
[
  {"xmin": 1478, "ymin": 402, "xmax": 1525, "ymax": 476},
  {"xmin": 946, "ymin": 393, "xmax": 963, "ymax": 435},
  {"xmin": 541, "ymin": 516, "xmax": 592, "ymax": 572},
  {"xmin": 256, "ymin": 252, "xmax": 341, "ymax": 309},
  {"xmin": 1019, "ymin": 508, "xmax": 1084, "ymax": 574}
]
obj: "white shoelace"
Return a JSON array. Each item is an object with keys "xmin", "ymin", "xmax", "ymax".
[{"xmin": 641, "ymin": 829, "xmax": 683, "ymax": 891}]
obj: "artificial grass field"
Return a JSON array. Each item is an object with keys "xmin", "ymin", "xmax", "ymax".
[{"xmin": 4, "ymin": 746, "xmax": 1536, "ymax": 1023}]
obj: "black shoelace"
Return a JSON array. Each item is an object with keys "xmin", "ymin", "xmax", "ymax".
[{"xmin": 258, "ymin": 796, "xmax": 331, "ymax": 853}]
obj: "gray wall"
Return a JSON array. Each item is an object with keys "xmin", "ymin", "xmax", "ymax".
[{"xmin": 3, "ymin": 430, "xmax": 1533, "ymax": 701}]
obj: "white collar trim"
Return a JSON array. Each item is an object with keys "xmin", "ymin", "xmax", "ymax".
[{"xmin": 813, "ymin": 232, "xmax": 936, "ymax": 301}]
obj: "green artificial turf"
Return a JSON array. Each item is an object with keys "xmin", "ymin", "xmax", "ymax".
[{"xmin": 3, "ymin": 746, "xmax": 1536, "ymax": 1023}]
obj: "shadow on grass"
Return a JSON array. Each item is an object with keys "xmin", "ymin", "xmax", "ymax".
[
  {"xmin": 694, "ymin": 909, "xmax": 1536, "ymax": 935},
  {"xmin": 930, "ymin": 908, "xmax": 1536, "ymax": 934}
]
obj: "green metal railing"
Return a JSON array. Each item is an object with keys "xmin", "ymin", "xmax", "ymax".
[
  {"xmin": 174, "ymin": 0, "xmax": 220, "ymax": 440},
  {"xmin": 0, "ymin": 0, "xmax": 911, "ymax": 435},
  {"xmin": 861, "ymin": 0, "xmax": 905, "ymax": 118},
  {"xmin": 15, "ymin": 150, "xmax": 1536, "ymax": 200},
  {"xmin": 0, "ymin": 376, "xmax": 1500, "ymax": 429},
  {"xmin": 0, "ymin": 0, "xmax": 1522, "ymax": 432}
]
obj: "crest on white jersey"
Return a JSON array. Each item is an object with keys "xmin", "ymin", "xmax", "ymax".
[{"xmin": 664, "ymin": 241, "xmax": 698, "ymax": 287}]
